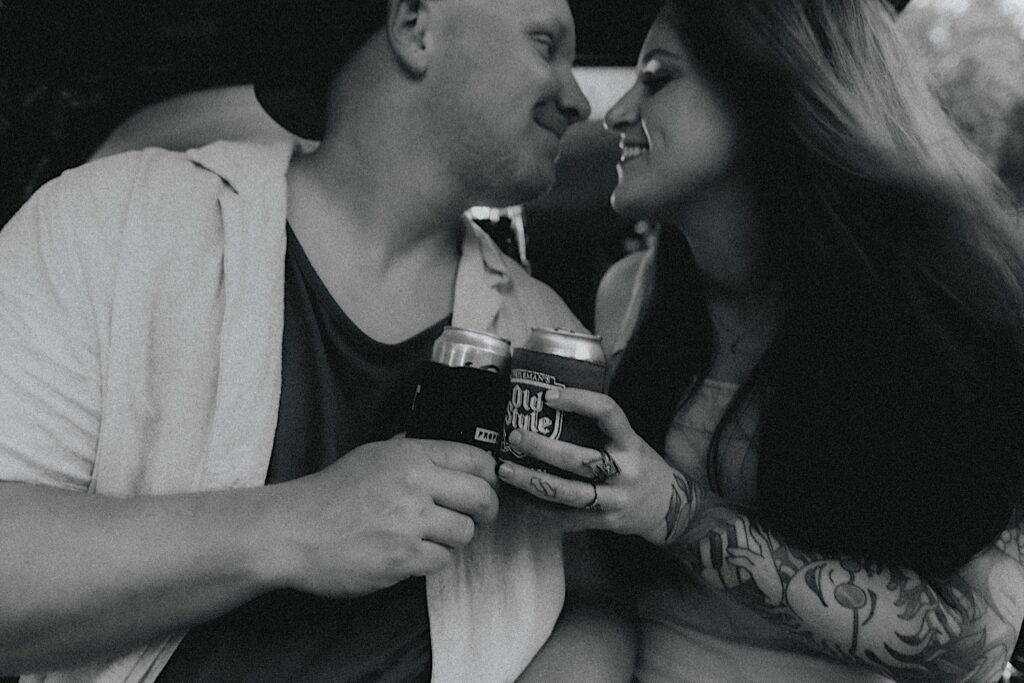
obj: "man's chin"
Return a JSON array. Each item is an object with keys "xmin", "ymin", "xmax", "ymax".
[{"xmin": 476, "ymin": 171, "xmax": 555, "ymax": 208}]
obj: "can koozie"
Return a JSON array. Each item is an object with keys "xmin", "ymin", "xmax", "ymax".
[
  {"xmin": 407, "ymin": 361, "xmax": 509, "ymax": 450},
  {"xmin": 501, "ymin": 348, "xmax": 605, "ymax": 479}
]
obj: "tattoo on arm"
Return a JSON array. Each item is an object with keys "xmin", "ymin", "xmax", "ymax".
[
  {"xmin": 665, "ymin": 506, "xmax": 1024, "ymax": 682},
  {"xmin": 663, "ymin": 470, "xmax": 702, "ymax": 543}
]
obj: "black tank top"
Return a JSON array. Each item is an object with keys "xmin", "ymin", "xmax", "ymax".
[{"xmin": 158, "ymin": 225, "xmax": 449, "ymax": 682}]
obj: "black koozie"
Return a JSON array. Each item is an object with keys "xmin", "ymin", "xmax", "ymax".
[{"xmin": 406, "ymin": 362, "xmax": 509, "ymax": 450}]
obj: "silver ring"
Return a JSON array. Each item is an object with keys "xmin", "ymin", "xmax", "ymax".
[
  {"xmin": 588, "ymin": 447, "xmax": 621, "ymax": 484},
  {"xmin": 583, "ymin": 483, "xmax": 603, "ymax": 512}
]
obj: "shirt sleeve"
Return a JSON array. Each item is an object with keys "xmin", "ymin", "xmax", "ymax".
[{"xmin": 0, "ymin": 162, "xmax": 128, "ymax": 491}]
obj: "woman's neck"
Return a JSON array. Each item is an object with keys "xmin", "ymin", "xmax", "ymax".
[
  {"xmin": 670, "ymin": 177, "xmax": 767, "ymax": 301},
  {"xmin": 670, "ymin": 178, "xmax": 780, "ymax": 381}
]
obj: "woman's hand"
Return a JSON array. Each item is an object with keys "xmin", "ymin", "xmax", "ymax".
[{"xmin": 496, "ymin": 387, "xmax": 690, "ymax": 545}]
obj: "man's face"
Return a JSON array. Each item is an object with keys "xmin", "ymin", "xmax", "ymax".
[{"xmin": 427, "ymin": 0, "xmax": 592, "ymax": 207}]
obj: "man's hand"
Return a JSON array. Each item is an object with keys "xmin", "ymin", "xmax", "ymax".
[{"xmin": 270, "ymin": 438, "xmax": 500, "ymax": 598}]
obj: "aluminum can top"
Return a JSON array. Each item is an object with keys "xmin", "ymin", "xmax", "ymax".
[
  {"xmin": 523, "ymin": 328, "xmax": 606, "ymax": 365},
  {"xmin": 432, "ymin": 326, "xmax": 512, "ymax": 373}
]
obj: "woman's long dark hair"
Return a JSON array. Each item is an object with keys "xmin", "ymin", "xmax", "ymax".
[{"xmin": 609, "ymin": 0, "xmax": 1024, "ymax": 577}]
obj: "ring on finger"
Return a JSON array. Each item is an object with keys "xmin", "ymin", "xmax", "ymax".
[
  {"xmin": 583, "ymin": 482, "xmax": 603, "ymax": 512},
  {"xmin": 587, "ymin": 447, "xmax": 621, "ymax": 483}
]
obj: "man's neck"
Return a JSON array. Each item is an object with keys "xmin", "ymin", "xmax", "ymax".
[
  {"xmin": 287, "ymin": 139, "xmax": 465, "ymax": 262},
  {"xmin": 284, "ymin": 140, "xmax": 464, "ymax": 344}
]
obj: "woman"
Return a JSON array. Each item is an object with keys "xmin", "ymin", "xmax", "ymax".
[{"xmin": 503, "ymin": 1, "xmax": 1024, "ymax": 681}]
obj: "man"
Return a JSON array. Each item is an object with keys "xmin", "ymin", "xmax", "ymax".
[{"xmin": 0, "ymin": 0, "xmax": 592, "ymax": 680}]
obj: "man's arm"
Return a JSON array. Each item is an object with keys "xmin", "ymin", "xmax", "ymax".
[
  {"xmin": 0, "ymin": 482, "xmax": 280, "ymax": 674},
  {"xmin": 0, "ymin": 440, "xmax": 498, "ymax": 675},
  {"xmin": 663, "ymin": 480, "xmax": 1024, "ymax": 683}
]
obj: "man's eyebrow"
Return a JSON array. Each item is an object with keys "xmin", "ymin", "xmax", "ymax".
[{"xmin": 525, "ymin": 15, "xmax": 569, "ymax": 39}]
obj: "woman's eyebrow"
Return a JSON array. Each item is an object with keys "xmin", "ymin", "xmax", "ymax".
[{"xmin": 640, "ymin": 47, "xmax": 682, "ymax": 66}]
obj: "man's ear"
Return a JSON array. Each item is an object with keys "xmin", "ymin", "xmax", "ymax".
[{"xmin": 386, "ymin": 0, "xmax": 433, "ymax": 77}]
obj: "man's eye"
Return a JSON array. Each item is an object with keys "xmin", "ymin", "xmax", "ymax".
[{"xmin": 534, "ymin": 35, "xmax": 555, "ymax": 60}]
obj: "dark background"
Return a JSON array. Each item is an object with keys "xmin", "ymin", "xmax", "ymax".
[{"xmin": 0, "ymin": 0, "xmax": 663, "ymax": 326}]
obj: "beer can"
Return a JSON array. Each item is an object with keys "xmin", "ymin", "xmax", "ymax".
[
  {"xmin": 431, "ymin": 327, "xmax": 512, "ymax": 374},
  {"xmin": 501, "ymin": 328, "xmax": 606, "ymax": 478},
  {"xmin": 406, "ymin": 327, "xmax": 511, "ymax": 449}
]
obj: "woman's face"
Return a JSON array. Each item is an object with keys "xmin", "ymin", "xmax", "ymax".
[{"xmin": 605, "ymin": 5, "xmax": 742, "ymax": 221}]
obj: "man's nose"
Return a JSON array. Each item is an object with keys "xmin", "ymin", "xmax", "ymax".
[{"xmin": 559, "ymin": 70, "xmax": 592, "ymax": 124}]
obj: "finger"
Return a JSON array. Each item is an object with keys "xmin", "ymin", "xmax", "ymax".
[
  {"xmin": 544, "ymin": 388, "xmax": 635, "ymax": 448},
  {"xmin": 734, "ymin": 518, "xmax": 750, "ymax": 551},
  {"xmin": 720, "ymin": 528, "xmax": 742, "ymax": 588},
  {"xmin": 506, "ymin": 428, "xmax": 603, "ymax": 480},
  {"xmin": 726, "ymin": 548, "xmax": 757, "ymax": 563},
  {"xmin": 410, "ymin": 439, "xmax": 498, "ymax": 487},
  {"xmin": 422, "ymin": 507, "xmax": 477, "ymax": 549},
  {"xmin": 496, "ymin": 460, "xmax": 609, "ymax": 509},
  {"xmin": 411, "ymin": 541, "xmax": 455, "ymax": 576},
  {"xmin": 426, "ymin": 469, "xmax": 500, "ymax": 526}
]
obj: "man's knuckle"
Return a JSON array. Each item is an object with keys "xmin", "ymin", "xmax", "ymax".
[
  {"xmin": 596, "ymin": 394, "xmax": 618, "ymax": 416},
  {"xmin": 479, "ymin": 487, "xmax": 500, "ymax": 520}
]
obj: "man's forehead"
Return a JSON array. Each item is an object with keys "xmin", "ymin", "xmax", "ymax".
[{"xmin": 456, "ymin": 0, "xmax": 574, "ymax": 28}]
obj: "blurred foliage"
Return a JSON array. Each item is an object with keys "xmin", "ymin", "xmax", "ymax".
[{"xmin": 899, "ymin": 0, "xmax": 1024, "ymax": 200}]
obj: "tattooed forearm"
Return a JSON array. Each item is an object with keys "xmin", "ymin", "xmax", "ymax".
[
  {"xmin": 663, "ymin": 470, "xmax": 703, "ymax": 543},
  {"xmin": 664, "ymin": 505, "xmax": 1024, "ymax": 682}
]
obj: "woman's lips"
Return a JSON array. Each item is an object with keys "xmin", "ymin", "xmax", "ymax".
[{"xmin": 619, "ymin": 143, "xmax": 649, "ymax": 163}]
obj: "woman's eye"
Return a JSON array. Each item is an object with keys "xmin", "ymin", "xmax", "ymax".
[
  {"xmin": 641, "ymin": 71, "xmax": 671, "ymax": 93},
  {"xmin": 640, "ymin": 58, "xmax": 673, "ymax": 93}
]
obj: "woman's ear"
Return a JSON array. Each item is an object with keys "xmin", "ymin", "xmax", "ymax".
[{"xmin": 386, "ymin": 0, "xmax": 433, "ymax": 77}]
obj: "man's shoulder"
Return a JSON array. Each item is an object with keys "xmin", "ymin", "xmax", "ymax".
[
  {"xmin": 47, "ymin": 146, "xmax": 223, "ymax": 210},
  {"xmin": 64, "ymin": 139, "xmax": 290, "ymax": 196}
]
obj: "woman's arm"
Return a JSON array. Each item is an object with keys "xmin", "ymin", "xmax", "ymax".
[
  {"xmin": 497, "ymin": 389, "xmax": 1024, "ymax": 683},
  {"xmin": 663, "ymin": 489, "xmax": 1024, "ymax": 682}
]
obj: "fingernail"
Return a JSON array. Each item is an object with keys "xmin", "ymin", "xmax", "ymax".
[
  {"xmin": 497, "ymin": 463, "xmax": 513, "ymax": 479},
  {"xmin": 508, "ymin": 430, "xmax": 522, "ymax": 446},
  {"xmin": 546, "ymin": 389, "xmax": 560, "ymax": 402}
]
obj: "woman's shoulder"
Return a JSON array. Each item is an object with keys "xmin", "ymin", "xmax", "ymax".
[{"xmin": 595, "ymin": 250, "xmax": 651, "ymax": 345}]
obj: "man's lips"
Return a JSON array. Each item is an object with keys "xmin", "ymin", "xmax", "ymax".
[{"xmin": 540, "ymin": 123, "xmax": 568, "ymax": 139}]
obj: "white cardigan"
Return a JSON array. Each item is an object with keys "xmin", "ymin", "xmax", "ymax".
[{"xmin": 0, "ymin": 141, "xmax": 583, "ymax": 682}]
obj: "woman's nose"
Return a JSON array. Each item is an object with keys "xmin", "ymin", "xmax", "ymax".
[{"xmin": 604, "ymin": 84, "xmax": 641, "ymax": 133}]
